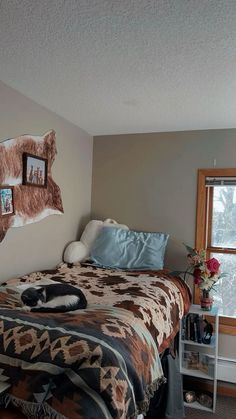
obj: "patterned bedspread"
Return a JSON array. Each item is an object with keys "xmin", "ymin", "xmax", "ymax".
[{"xmin": 0, "ymin": 263, "xmax": 191, "ymax": 419}]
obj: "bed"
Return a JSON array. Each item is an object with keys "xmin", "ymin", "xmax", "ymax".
[{"xmin": 0, "ymin": 262, "xmax": 191, "ymax": 418}]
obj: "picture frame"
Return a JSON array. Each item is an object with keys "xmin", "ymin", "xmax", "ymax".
[
  {"xmin": 0, "ymin": 186, "xmax": 14, "ymax": 216},
  {"xmin": 22, "ymin": 153, "xmax": 48, "ymax": 187}
]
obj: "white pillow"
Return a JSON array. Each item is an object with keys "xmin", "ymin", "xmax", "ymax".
[
  {"xmin": 80, "ymin": 219, "xmax": 129, "ymax": 249},
  {"xmin": 63, "ymin": 219, "xmax": 129, "ymax": 264},
  {"xmin": 63, "ymin": 241, "xmax": 89, "ymax": 264},
  {"xmin": 80, "ymin": 220, "xmax": 104, "ymax": 249}
]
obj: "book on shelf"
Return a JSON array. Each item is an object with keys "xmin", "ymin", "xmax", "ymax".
[{"xmin": 182, "ymin": 313, "xmax": 209, "ymax": 344}]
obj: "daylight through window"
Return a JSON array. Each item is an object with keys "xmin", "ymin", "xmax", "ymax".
[{"xmin": 196, "ymin": 169, "xmax": 236, "ymax": 333}]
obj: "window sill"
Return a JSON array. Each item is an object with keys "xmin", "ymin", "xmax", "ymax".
[{"xmin": 219, "ymin": 321, "xmax": 236, "ymax": 336}]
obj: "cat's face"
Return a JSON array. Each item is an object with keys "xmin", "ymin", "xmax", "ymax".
[{"xmin": 21, "ymin": 287, "xmax": 44, "ymax": 307}]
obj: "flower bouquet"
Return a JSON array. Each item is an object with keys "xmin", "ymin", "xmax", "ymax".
[{"xmin": 172, "ymin": 244, "xmax": 226, "ymax": 310}]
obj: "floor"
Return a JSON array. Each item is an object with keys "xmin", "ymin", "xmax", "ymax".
[{"xmin": 185, "ymin": 394, "xmax": 236, "ymax": 419}]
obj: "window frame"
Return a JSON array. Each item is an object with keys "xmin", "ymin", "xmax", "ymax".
[{"xmin": 195, "ymin": 168, "xmax": 236, "ymax": 335}]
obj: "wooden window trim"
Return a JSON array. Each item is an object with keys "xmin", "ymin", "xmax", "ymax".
[{"xmin": 195, "ymin": 168, "xmax": 236, "ymax": 336}]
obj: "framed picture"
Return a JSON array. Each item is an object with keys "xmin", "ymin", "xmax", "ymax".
[
  {"xmin": 23, "ymin": 153, "xmax": 48, "ymax": 187},
  {"xmin": 0, "ymin": 186, "xmax": 14, "ymax": 216}
]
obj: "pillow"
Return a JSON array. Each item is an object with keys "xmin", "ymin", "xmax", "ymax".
[
  {"xmin": 90, "ymin": 227, "xmax": 169, "ymax": 270},
  {"xmin": 63, "ymin": 241, "xmax": 89, "ymax": 264},
  {"xmin": 63, "ymin": 219, "xmax": 129, "ymax": 264},
  {"xmin": 80, "ymin": 219, "xmax": 129, "ymax": 250}
]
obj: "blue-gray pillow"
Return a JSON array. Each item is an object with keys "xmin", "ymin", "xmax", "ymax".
[{"xmin": 90, "ymin": 226, "xmax": 169, "ymax": 270}]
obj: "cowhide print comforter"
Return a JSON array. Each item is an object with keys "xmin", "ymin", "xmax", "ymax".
[{"xmin": 0, "ymin": 263, "xmax": 191, "ymax": 419}]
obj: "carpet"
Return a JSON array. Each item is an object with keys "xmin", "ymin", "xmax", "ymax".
[{"xmin": 185, "ymin": 395, "xmax": 236, "ymax": 418}]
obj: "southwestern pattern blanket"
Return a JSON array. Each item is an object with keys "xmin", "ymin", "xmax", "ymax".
[{"xmin": 0, "ymin": 263, "xmax": 191, "ymax": 419}]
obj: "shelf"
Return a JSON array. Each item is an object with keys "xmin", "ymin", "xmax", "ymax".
[
  {"xmin": 184, "ymin": 401, "xmax": 213, "ymax": 412},
  {"xmin": 180, "ymin": 336, "xmax": 216, "ymax": 349},
  {"xmin": 179, "ymin": 304, "xmax": 218, "ymax": 413},
  {"xmin": 181, "ymin": 367, "xmax": 214, "ymax": 380},
  {"xmin": 189, "ymin": 304, "xmax": 219, "ymax": 316}
]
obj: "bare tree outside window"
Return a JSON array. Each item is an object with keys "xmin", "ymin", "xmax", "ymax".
[
  {"xmin": 211, "ymin": 187, "xmax": 236, "ymax": 317},
  {"xmin": 196, "ymin": 169, "xmax": 236, "ymax": 333}
]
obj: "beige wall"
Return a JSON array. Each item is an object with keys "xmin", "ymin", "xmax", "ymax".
[
  {"xmin": 92, "ymin": 130, "xmax": 236, "ymax": 269},
  {"xmin": 0, "ymin": 81, "xmax": 93, "ymax": 282},
  {"xmin": 92, "ymin": 130, "xmax": 236, "ymax": 359}
]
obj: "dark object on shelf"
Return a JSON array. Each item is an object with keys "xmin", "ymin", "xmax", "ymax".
[
  {"xmin": 184, "ymin": 390, "xmax": 196, "ymax": 403},
  {"xmin": 202, "ymin": 319, "xmax": 213, "ymax": 344},
  {"xmin": 197, "ymin": 392, "xmax": 213, "ymax": 408}
]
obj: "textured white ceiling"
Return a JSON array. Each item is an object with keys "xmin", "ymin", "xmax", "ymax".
[{"xmin": 0, "ymin": 0, "xmax": 236, "ymax": 135}]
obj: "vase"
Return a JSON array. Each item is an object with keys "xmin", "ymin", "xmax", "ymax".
[{"xmin": 200, "ymin": 290, "xmax": 213, "ymax": 311}]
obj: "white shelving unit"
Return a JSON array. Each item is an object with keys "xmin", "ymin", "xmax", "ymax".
[{"xmin": 179, "ymin": 304, "xmax": 219, "ymax": 413}]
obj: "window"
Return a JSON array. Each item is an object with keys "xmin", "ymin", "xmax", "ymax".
[{"xmin": 196, "ymin": 169, "xmax": 236, "ymax": 335}]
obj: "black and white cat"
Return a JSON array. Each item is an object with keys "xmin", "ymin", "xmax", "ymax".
[{"xmin": 21, "ymin": 283, "xmax": 87, "ymax": 313}]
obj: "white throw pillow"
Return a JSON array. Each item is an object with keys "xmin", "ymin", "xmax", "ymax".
[
  {"xmin": 80, "ymin": 219, "xmax": 129, "ymax": 249},
  {"xmin": 63, "ymin": 219, "xmax": 129, "ymax": 264},
  {"xmin": 80, "ymin": 220, "xmax": 104, "ymax": 249},
  {"xmin": 63, "ymin": 241, "xmax": 89, "ymax": 264}
]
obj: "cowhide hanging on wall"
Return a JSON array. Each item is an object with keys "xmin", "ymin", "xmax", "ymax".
[{"xmin": 0, "ymin": 130, "xmax": 63, "ymax": 242}]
